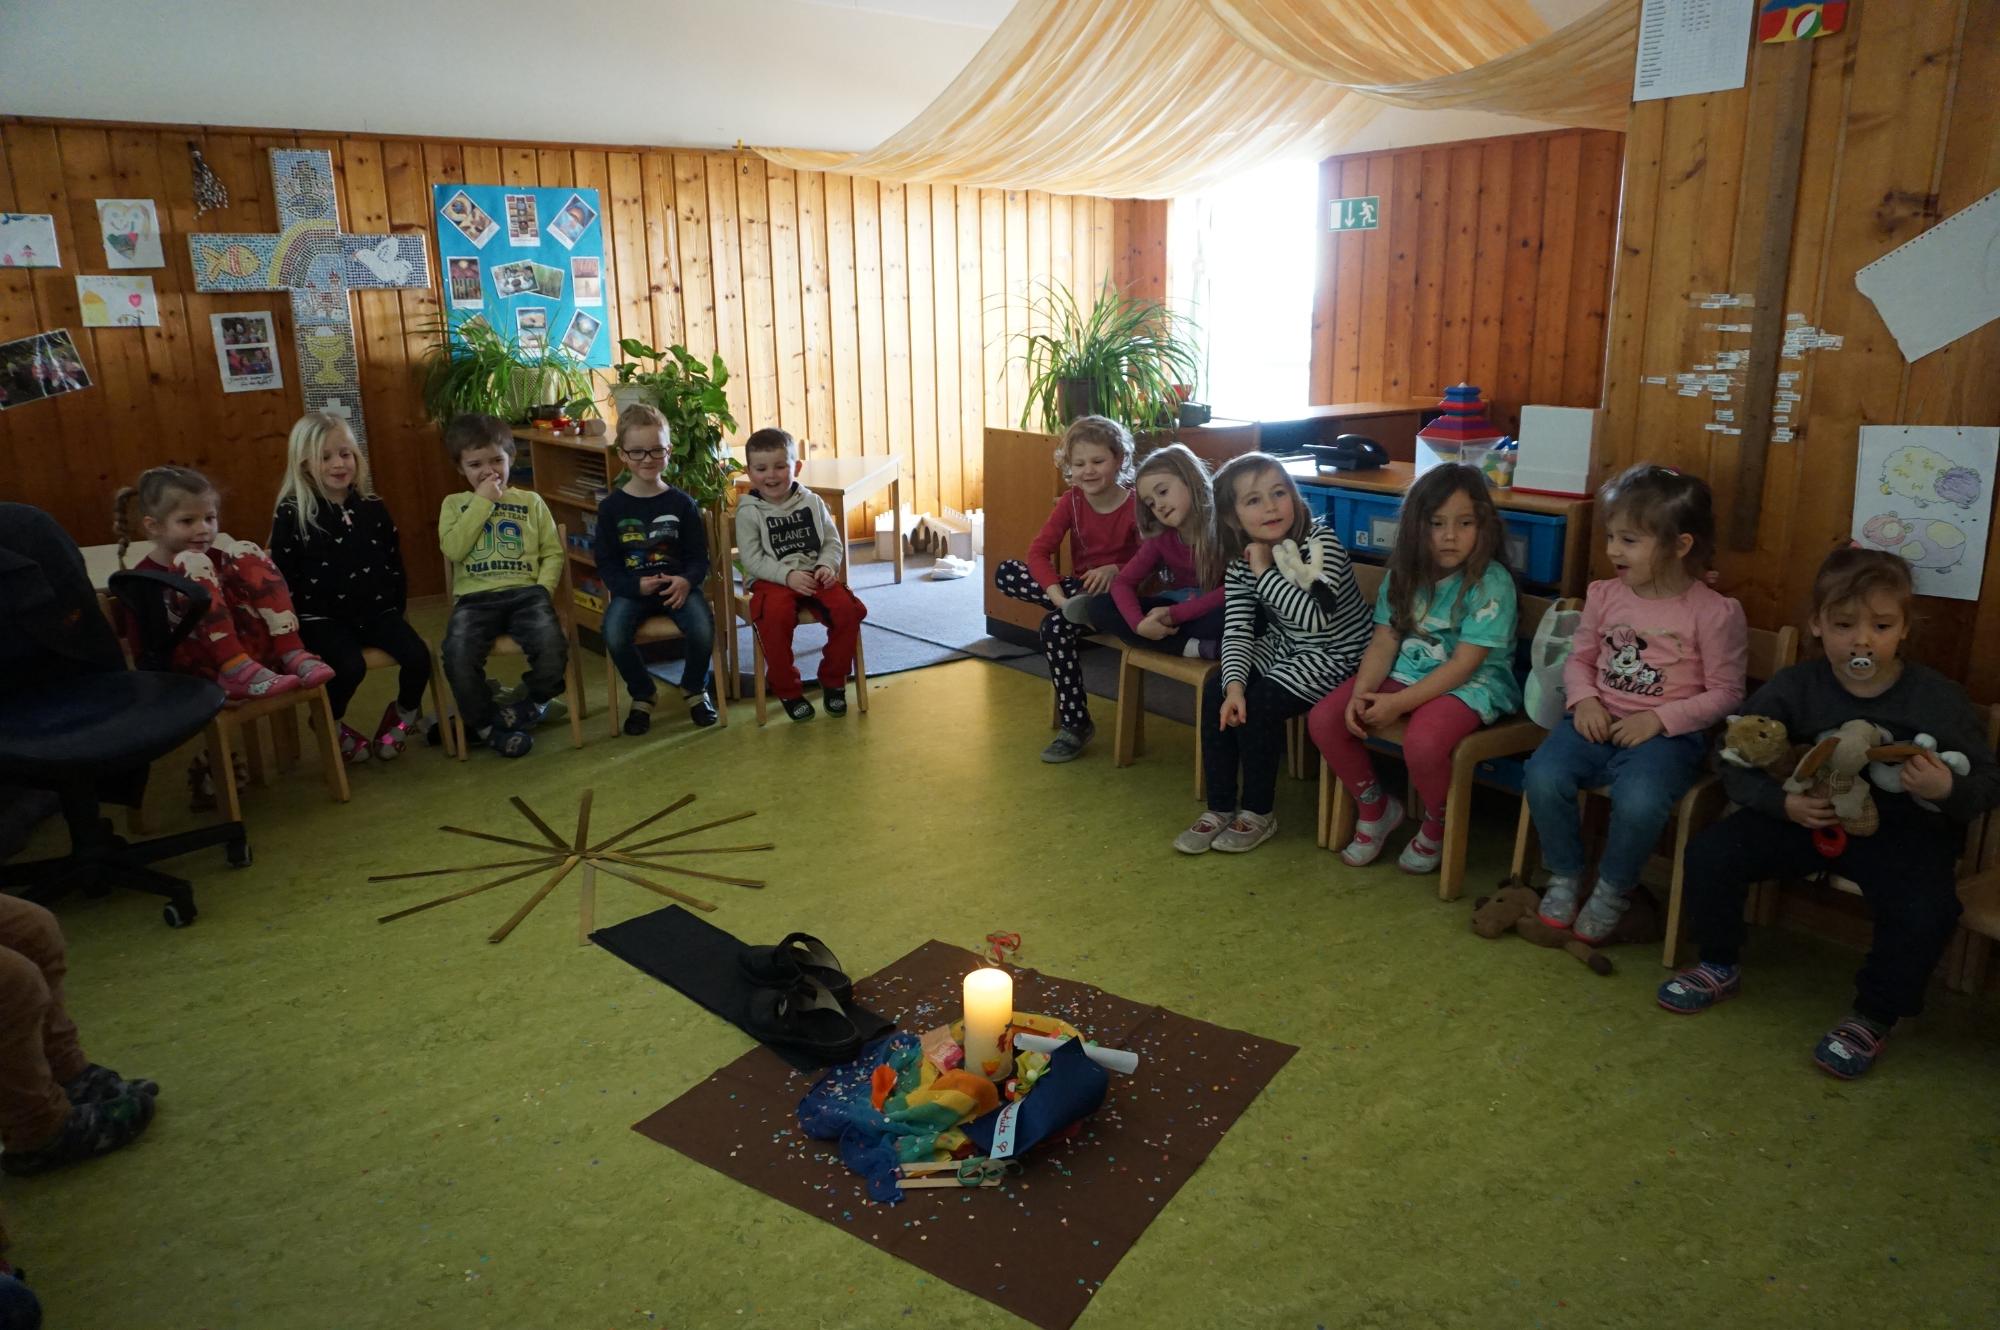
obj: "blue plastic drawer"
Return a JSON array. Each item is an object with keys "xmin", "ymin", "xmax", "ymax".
[{"xmin": 1302, "ymin": 486, "xmax": 1568, "ymax": 591}]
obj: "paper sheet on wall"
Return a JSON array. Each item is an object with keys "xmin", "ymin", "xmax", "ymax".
[
  {"xmin": 1851, "ymin": 425, "xmax": 1999, "ymax": 602},
  {"xmin": 1853, "ymin": 187, "xmax": 2000, "ymax": 362},
  {"xmin": 1634, "ymin": 0, "xmax": 1753, "ymax": 101}
]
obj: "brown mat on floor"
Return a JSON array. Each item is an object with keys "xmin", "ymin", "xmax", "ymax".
[{"xmin": 633, "ymin": 939, "xmax": 1296, "ymax": 1330}]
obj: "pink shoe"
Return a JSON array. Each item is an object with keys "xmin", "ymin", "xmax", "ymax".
[
  {"xmin": 218, "ymin": 660, "xmax": 301, "ymax": 703},
  {"xmin": 374, "ymin": 703, "xmax": 410, "ymax": 761},
  {"xmin": 281, "ymin": 650, "xmax": 336, "ymax": 689},
  {"xmin": 338, "ymin": 722, "xmax": 372, "ymax": 765}
]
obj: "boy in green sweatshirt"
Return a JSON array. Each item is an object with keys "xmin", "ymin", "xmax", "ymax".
[{"xmin": 437, "ymin": 414, "xmax": 566, "ymax": 757}]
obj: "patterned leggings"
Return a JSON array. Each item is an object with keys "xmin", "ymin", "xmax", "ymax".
[{"xmin": 993, "ymin": 559, "xmax": 1091, "ymax": 733}]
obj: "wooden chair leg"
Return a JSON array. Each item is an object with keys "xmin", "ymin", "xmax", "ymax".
[
  {"xmin": 1316, "ymin": 758, "xmax": 1332, "ymax": 848},
  {"xmin": 244, "ymin": 716, "xmax": 273, "ymax": 787},
  {"xmin": 1193, "ymin": 676, "xmax": 1206, "ymax": 803},
  {"xmin": 1961, "ymin": 932, "xmax": 1991, "ymax": 993},
  {"xmin": 853, "ymin": 631, "xmax": 869, "ymax": 714},
  {"xmin": 271, "ymin": 706, "xmax": 302, "ymax": 772},
  {"xmin": 564, "ymin": 654, "xmax": 586, "ymax": 749},
  {"xmin": 753, "ymin": 631, "xmax": 769, "ymax": 726},
  {"xmin": 308, "ymin": 690, "xmax": 352, "ymax": 803},
  {"xmin": 1328, "ymin": 766, "xmax": 1357, "ymax": 855},
  {"xmin": 211, "ymin": 719, "xmax": 245, "ymax": 827},
  {"xmin": 1437, "ymin": 758, "xmax": 1474, "ymax": 901},
  {"xmin": 710, "ymin": 622, "xmax": 731, "ymax": 727},
  {"xmin": 429, "ymin": 650, "xmax": 456, "ymax": 758},
  {"xmin": 1508, "ymin": 796, "xmax": 1535, "ymax": 881},
  {"xmin": 1113, "ymin": 655, "xmax": 1142, "ymax": 768},
  {"xmin": 605, "ymin": 654, "xmax": 623, "ymax": 739}
]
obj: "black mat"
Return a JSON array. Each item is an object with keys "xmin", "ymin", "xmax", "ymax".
[{"xmin": 590, "ymin": 905, "xmax": 892, "ymax": 1071}]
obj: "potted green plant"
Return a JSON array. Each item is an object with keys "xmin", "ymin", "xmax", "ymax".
[
  {"xmin": 419, "ymin": 317, "xmax": 596, "ymax": 426},
  {"xmin": 610, "ymin": 339, "xmax": 741, "ymax": 506},
  {"xmin": 1014, "ymin": 280, "xmax": 1202, "ymax": 436}
]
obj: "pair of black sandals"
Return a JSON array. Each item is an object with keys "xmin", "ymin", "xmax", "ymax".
[{"xmin": 742, "ymin": 933, "xmax": 866, "ymax": 1063}]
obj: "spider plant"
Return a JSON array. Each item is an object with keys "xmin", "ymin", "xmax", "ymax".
[
  {"xmin": 1013, "ymin": 280, "xmax": 1202, "ymax": 435},
  {"xmin": 418, "ymin": 316, "xmax": 597, "ymax": 427}
]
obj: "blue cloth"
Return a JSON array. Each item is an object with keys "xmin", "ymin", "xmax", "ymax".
[
  {"xmin": 961, "ymin": 1037, "xmax": 1108, "ymax": 1159},
  {"xmin": 1524, "ymin": 714, "xmax": 1708, "ymax": 886},
  {"xmin": 797, "ymin": 1034, "xmax": 931, "ymax": 1204},
  {"xmin": 601, "ymin": 591, "xmax": 714, "ymax": 699}
]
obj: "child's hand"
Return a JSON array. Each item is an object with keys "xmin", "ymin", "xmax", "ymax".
[
  {"xmin": 1356, "ymin": 691, "xmax": 1404, "ymax": 729},
  {"xmin": 785, "ymin": 570, "xmax": 818, "ymax": 595},
  {"xmin": 1343, "ymin": 690, "xmax": 1369, "ymax": 739},
  {"xmin": 1245, "ymin": 542, "xmax": 1274, "ymax": 576},
  {"xmin": 1572, "ymin": 697, "xmax": 1611, "ymax": 743},
  {"xmin": 1080, "ymin": 564, "xmax": 1118, "ymax": 595},
  {"xmin": 475, "ymin": 474, "xmax": 506, "ymax": 504},
  {"xmin": 1136, "ymin": 606, "xmax": 1177, "ymax": 641},
  {"xmin": 1608, "ymin": 711, "xmax": 1664, "ymax": 748},
  {"xmin": 812, "ymin": 565, "xmax": 837, "ymax": 588},
  {"xmin": 1220, "ymin": 684, "xmax": 1248, "ymax": 728},
  {"xmin": 1784, "ymin": 792, "xmax": 1839, "ymax": 829},
  {"xmin": 1900, "ymin": 749, "xmax": 1956, "ymax": 802},
  {"xmin": 661, "ymin": 575, "xmax": 691, "ymax": 609},
  {"xmin": 639, "ymin": 574, "xmax": 666, "ymax": 596}
]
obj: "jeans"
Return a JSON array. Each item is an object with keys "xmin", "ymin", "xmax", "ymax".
[
  {"xmin": 602, "ymin": 591, "xmax": 714, "ymax": 702},
  {"xmin": 1201, "ymin": 673, "xmax": 1313, "ymax": 816},
  {"xmin": 442, "ymin": 585, "xmax": 569, "ymax": 735},
  {"xmin": 1683, "ymin": 798, "xmax": 1962, "ymax": 1022},
  {"xmin": 299, "ymin": 613, "xmax": 433, "ymax": 720},
  {"xmin": 1523, "ymin": 715, "xmax": 1708, "ymax": 887}
]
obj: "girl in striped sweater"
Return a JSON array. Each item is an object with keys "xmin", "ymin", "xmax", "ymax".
[{"xmin": 1175, "ymin": 453, "xmax": 1372, "ymax": 855}]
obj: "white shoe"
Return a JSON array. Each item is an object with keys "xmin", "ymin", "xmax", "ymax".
[
  {"xmin": 1397, "ymin": 825, "xmax": 1443, "ymax": 874},
  {"xmin": 1211, "ymin": 810, "xmax": 1278, "ymax": 854},
  {"xmin": 1174, "ymin": 810, "xmax": 1232, "ymax": 855},
  {"xmin": 1339, "ymin": 795, "xmax": 1405, "ymax": 867}
]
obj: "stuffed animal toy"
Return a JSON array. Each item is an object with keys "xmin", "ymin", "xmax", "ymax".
[
  {"xmin": 1720, "ymin": 713, "xmax": 1800, "ymax": 782},
  {"xmin": 1783, "ymin": 720, "xmax": 1926, "ymax": 854},
  {"xmin": 1473, "ymin": 879, "xmax": 1668, "ymax": 975},
  {"xmin": 1867, "ymin": 732, "xmax": 1973, "ymax": 813}
]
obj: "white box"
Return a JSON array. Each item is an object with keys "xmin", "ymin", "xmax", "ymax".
[{"xmin": 1512, "ymin": 406, "xmax": 1600, "ymax": 498}]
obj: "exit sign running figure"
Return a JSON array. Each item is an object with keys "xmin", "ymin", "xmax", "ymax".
[{"xmin": 1330, "ymin": 196, "xmax": 1380, "ymax": 231}]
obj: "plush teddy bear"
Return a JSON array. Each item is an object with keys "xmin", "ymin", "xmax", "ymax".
[
  {"xmin": 1867, "ymin": 732, "xmax": 1973, "ymax": 812},
  {"xmin": 1719, "ymin": 713, "xmax": 1800, "ymax": 782},
  {"xmin": 1473, "ymin": 879, "xmax": 1667, "ymax": 975},
  {"xmin": 1784, "ymin": 718, "xmax": 1888, "ymax": 838}
]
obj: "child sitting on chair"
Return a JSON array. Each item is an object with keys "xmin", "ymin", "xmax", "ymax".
[
  {"xmin": 437, "ymin": 414, "xmax": 566, "ymax": 758},
  {"xmin": 595, "ymin": 404, "xmax": 718, "ymax": 735},
  {"xmin": 1659, "ymin": 547, "xmax": 1998, "ymax": 1079},
  {"xmin": 734, "ymin": 428, "xmax": 868, "ymax": 722}
]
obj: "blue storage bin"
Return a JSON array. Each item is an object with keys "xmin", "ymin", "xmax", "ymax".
[{"xmin": 1299, "ymin": 482, "xmax": 1569, "ymax": 591}]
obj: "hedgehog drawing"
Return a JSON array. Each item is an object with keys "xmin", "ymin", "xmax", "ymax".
[{"xmin": 1879, "ymin": 443, "xmax": 1980, "ymax": 510}]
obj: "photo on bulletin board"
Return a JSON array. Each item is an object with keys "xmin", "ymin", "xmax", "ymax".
[
  {"xmin": 431, "ymin": 183, "xmax": 609, "ymax": 366},
  {"xmin": 0, "ymin": 329, "xmax": 91, "ymax": 411}
]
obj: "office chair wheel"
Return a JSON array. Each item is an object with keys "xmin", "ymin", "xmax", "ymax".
[
  {"xmin": 162, "ymin": 897, "xmax": 197, "ymax": 928},
  {"xmin": 226, "ymin": 838, "xmax": 252, "ymax": 869}
]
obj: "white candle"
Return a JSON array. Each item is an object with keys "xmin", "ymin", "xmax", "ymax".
[{"xmin": 962, "ymin": 967, "xmax": 1015, "ymax": 1081}]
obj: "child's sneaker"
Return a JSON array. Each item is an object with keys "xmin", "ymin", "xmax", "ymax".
[
  {"xmin": 1040, "ymin": 722, "xmax": 1093, "ymax": 763},
  {"xmin": 373, "ymin": 703, "xmax": 409, "ymax": 761},
  {"xmin": 1059, "ymin": 596, "xmax": 1095, "ymax": 626},
  {"xmin": 495, "ymin": 699, "xmax": 547, "ymax": 732},
  {"xmin": 1813, "ymin": 1015, "xmax": 1889, "ymax": 1079},
  {"xmin": 1212, "ymin": 809, "xmax": 1278, "ymax": 854},
  {"xmin": 1397, "ymin": 821, "xmax": 1444, "ymax": 874},
  {"xmin": 624, "ymin": 698, "xmax": 654, "ymax": 736},
  {"xmin": 338, "ymin": 722, "xmax": 372, "ymax": 765},
  {"xmin": 280, "ymin": 649, "xmax": 336, "ymax": 689},
  {"xmin": 1536, "ymin": 873, "xmax": 1582, "ymax": 928},
  {"xmin": 781, "ymin": 696, "xmax": 815, "ymax": 723},
  {"xmin": 63, "ymin": 1062, "xmax": 160, "ymax": 1106},
  {"xmin": 1656, "ymin": 962, "xmax": 1741, "ymax": 1014},
  {"xmin": 1573, "ymin": 882, "xmax": 1633, "ymax": 944},
  {"xmin": 1174, "ymin": 810, "xmax": 1233, "ymax": 855},
  {"xmin": 218, "ymin": 658, "xmax": 300, "ymax": 703},
  {"xmin": 687, "ymin": 692, "xmax": 719, "ymax": 728},
  {"xmin": 823, "ymin": 686, "xmax": 848, "ymax": 716},
  {"xmin": 0, "ymin": 1090, "xmax": 155, "ymax": 1177},
  {"xmin": 489, "ymin": 727, "xmax": 534, "ymax": 758},
  {"xmin": 1339, "ymin": 794, "xmax": 1405, "ymax": 867}
]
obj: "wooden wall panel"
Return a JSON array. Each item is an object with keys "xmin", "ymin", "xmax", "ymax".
[
  {"xmin": 1599, "ymin": 0, "xmax": 2000, "ymax": 700},
  {"xmin": 1311, "ymin": 127, "xmax": 1625, "ymax": 427},
  {"xmin": 0, "ymin": 116, "xmax": 1160, "ymax": 592}
]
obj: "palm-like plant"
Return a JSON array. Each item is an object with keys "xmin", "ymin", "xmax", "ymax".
[
  {"xmin": 1014, "ymin": 280, "xmax": 1201, "ymax": 435},
  {"xmin": 419, "ymin": 317, "xmax": 595, "ymax": 427}
]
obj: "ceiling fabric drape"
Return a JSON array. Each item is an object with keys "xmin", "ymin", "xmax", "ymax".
[{"xmin": 756, "ymin": 0, "xmax": 1640, "ymax": 197}]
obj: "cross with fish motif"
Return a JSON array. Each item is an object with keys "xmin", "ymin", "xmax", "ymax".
[{"xmin": 188, "ymin": 149, "xmax": 430, "ymax": 448}]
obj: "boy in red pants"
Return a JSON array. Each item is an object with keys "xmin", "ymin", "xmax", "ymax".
[{"xmin": 734, "ymin": 429, "xmax": 868, "ymax": 721}]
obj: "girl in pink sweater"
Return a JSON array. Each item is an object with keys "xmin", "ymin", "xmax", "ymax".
[
  {"xmin": 1082, "ymin": 443, "xmax": 1225, "ymax": 659},
  {"xmin": 1523, "ymin": 464, "xmax": 1748, "ymax": 941},
  {"xmin": 992, "ymin": 415, "xmax": 1140, "ymax": 762}
]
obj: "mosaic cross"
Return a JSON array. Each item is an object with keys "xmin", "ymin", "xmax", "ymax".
[{"xmin": 188, "ymin": 149, "xmax": 431, "ymax": 449}]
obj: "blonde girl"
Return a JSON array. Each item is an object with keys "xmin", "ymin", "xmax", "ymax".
[
  {"xmin": 1311, "ymin": 463, "xmax": 1518, "ymax": 874},
  {"xmin": 991, "ymin": 415, "xmax": 1140, "ymax": 762},
  {"xmin": 1175, "ymin": 452, "xmax": 1371, "ymax": 855},
  {"xmin": 270, "ymin": 411, "xmax": 434, "ymax": 763},
  {"xmin": 1083, "ymin": 443, "xmax": 1226, "ymax": 660},
  {"xmin": 113, "ymin": 465, "xmax": 333, "ymax": 701}
]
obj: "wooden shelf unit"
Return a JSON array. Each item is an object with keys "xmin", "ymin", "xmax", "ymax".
[{"xmin": 515, "ymin": 427, "xmax": 615, "ymax": 631}]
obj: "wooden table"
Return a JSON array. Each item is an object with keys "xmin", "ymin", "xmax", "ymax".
[{"xmin": 736, "ymin": 452, "xmax": 904, "ymax": 584}]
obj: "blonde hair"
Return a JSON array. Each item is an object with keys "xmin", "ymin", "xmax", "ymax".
[
  {"xmin": 275, "ymin": 411, "xmax": 372, "ymax": 534},
  {"xmin": 616, "ymin": 402, "xmax": 671, "ymax": 453},
  {"xmin": 1053, "ymin": 415, "xmax": 1135, "ymax": 487},
  {"xmin": 1212, "ymin": 452, "xmax": 1310, "ymax": 561},
  {"xmin": 113, "ymin": 465, "xmax": 215, "ymax": 566},
  {"xmin": 1133, "ymin": 443, "xmax": 1225, "ymax": 591}
]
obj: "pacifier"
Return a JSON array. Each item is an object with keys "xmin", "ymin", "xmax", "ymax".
[{"xmin": 1842, "ymin": 653, "xmax": 1876, "ymax": 680}]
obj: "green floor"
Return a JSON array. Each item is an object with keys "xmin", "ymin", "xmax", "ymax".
[{"xmin": 8, "ymin": 654, "xmax": 2000, "ymax": 1329}]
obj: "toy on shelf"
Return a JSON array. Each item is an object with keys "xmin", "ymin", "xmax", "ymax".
[{"xmin": 1414, "ymin": 384, "xmax": 1507, "ymax": 478}]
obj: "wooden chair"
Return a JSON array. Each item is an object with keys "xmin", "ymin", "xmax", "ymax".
[
  {"xmin": 600, "ymin": 510, "xmax": 732, "ymax": 736},
  {"xmin": 1315, "ymin": 562, "xmax": 1561, "ymax": 901},
  {"xmin": 440, "ymin": 526, "xmax": 587, "ymax": 759},
  {"xmin": 1108, "ymin": 644, "xmax": 1311, "ymax": 797},
  {"xmin": 268, "ymin": 641, "xmax": 458, "ymax": 763}
]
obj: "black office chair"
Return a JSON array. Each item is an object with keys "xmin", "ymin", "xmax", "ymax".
[{"xmin": 0, "ymin": 507, "xmax": 246, "ymax": 927}]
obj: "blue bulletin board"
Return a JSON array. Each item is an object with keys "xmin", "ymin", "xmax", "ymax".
[{"xmin": 432, "ymin": 184, "xmax": 610, "ymax": 367}]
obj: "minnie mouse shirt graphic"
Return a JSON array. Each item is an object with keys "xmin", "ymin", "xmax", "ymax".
[{"xmin": 1564, "ymin": 577, "xmax": 1749, "ymax": 737}]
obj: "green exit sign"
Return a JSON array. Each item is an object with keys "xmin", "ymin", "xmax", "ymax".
[{"xmin": 1330, "ymin": 196, "xmax": 1380, "ymax": 231}]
